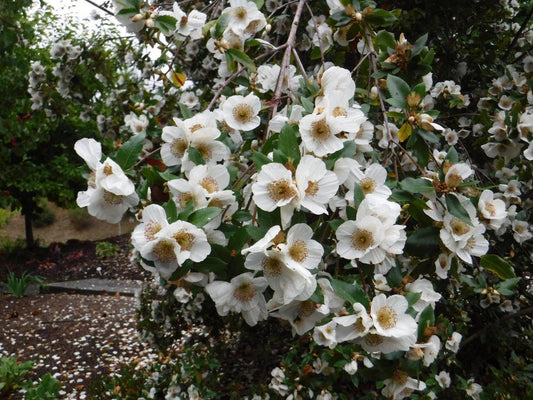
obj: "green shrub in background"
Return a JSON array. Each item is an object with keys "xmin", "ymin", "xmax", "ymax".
[
  {"xmin": 68, "ymin": 207, "xmax": 92, "ymax": 231},
  {"xmin": 0, "ymin": 356, "xmax": 60, "ymax": 399},
  {"xmin": 0, "ymin": 207, "xmax": 19, "ymax": 228},
  {"xmin": 4, "ymin": 271, "xmax": 43, "ymax": 298},
  {"xmin": 95, "ymin": 241, "xmax": 121, "ymax": 258},
  {"xmin": 32, "ymin": 201, "xmax": 56, "ymax": 228}
]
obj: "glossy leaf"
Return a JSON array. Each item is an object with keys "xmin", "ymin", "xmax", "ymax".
[
  {"xmin": 481, "ymin": 254, "xmax": 516, "ymax": 279},
  {"xmin": 115, "ymin": 131, "xmax": 146, "ymax": 170}
]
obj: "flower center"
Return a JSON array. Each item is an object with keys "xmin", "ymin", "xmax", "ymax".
[
  {"xmin": 171, "ymin": 138, "xmax": 188, "ymax": 158},
  {"xmin": 450, "ymin": 218, "xmax": 470, "ymax": 236},
  {"xmin": 311, "ymin": 117, "xmax": 331, "ymax": 142},
  {"xmin": 144, "ymin": 221, "xmax": 162, "ymax": 241},
  {"xmin": 232, "ymin": 103, "xmax": 254, "ymax": 124},
  {"xmin": 195, "ymin": 144, "xmax": 212, "ymax": 162},
  {"xmin": 103, "ymin": 189, "xmax": 124, "ymax": 205},
  {"xmin": 263, "ymin": 256, "xmax": 283, "ymax": 277},
  {"xmin": 288, "ymin": 240, "xmax": 308, "ymax": 263},
  {"xmin": 364, "ymin": 333, "xmax": 383, "ymax": 346},
  {"xmin": 297, "ymin": 301, "xmax": 317, "ymax": 318},
  {"xmin": 332, "ymin": 106, "xmax": 347, "ymax": 117},
  {"xmin": 305, "ymin": 180, "xmax": 319, "ymax": 196},
  {"xmin": 177, "ymin": 192, "xmax": 193, "ymax": 209},
  {"xmin": 233, "ymin": 282, "xmax": 256, "ymax": 302},
  {"xmin": 376, "ymin": 306, "xmax": 397, "ymax": 329},
  {"xmin": 173, "ymin": 229, "xmax": 195, "ymax": 251},
  {"xmin": 447, "ymin": 173, "xmax": 463, "ymax": 188},
  {"xmin": 200, "ymin": 177, "xmax": 219, "ymax": 193},
  {"xmin": 392, "ymin": 369, "xmax": 409, "ymax": 385},
  {"xmin": 234, "ymin": 7, "xmax": 247, "ymax": 21},
  {"xmin": 351, "ymin": 229, "xmax": 374, "ymax": 250},
  {"xmin": 359, "ymin": 177, "xmax": 375, "ymax": 195},
  {"xmin": 153, "ymin": 239, "xmax": 176, "ymax": 263},
  {"xmin": 484, "ymin": 202, "xmax": 496, "ymax": 216},
  {"xmin": 103, "ymin": 164, "xmax": 113, "ymax": 176},
  {"xmin": 268, "ymin": 179, "xmax": 296, "ymax": 202},
  {"xmin": 189, "ymin": 123, "xmax": 203, "ymax": 132}
]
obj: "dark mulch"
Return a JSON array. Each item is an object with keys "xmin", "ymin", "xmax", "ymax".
[
  {"xmin": 0, "ymin": 234, "xmax": 156, "ymax": 399},
  {"xmin": 0, "ymin": 234, "xmax": 150, "ymax": 283}
]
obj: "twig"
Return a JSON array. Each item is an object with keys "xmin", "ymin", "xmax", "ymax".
[
  {"xmin": 460, "ymin": 306, "xmax": 533, "ymax": 350},
  {"xmin": 83, "ymin": 0, "xmax": 114, "ymax": 16},
  {"xmin": 264, "ymin": 0, "xmax": 306, "ymax": 140},
  {"xmin": 503, "ymin": 5, "xmax": 533, "ymax": 62}
]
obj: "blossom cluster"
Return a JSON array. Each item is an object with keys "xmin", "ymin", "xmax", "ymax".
[{"xmin": 62, "ymin": 0, "xmax": 533, "ymax": 398}]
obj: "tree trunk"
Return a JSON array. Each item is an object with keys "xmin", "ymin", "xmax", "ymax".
[{"xmin": 24, "ymin": 211, "xmax": 35, "ymax": 248}]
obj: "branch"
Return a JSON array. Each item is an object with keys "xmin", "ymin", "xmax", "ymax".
[
  {"xmin": 264, "ymin": 0, "xmax": 306, "ymax": 140},
  {"xmin": 503, "ymin": 4, "xmax": 533, "ymax": 62},
  {"xmin": 460, "ymin": 305, "xmax": 533, "ymax": 350},
  {"xmin": 83, "ymin": 0, "xmax": 114, "ymax": 16}
]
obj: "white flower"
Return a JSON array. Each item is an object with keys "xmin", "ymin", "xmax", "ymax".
[
  {"xmin": 466, "ymin": 380, "xmax": 483, "ymax": 400},
  {"xmin": 333, "ymin": 303, "xmax": 373, "ymax": 342},
  {"xmin": 76, "ymin": 184, "xmax": 138, "ymax": 224},
  {"xmin": 222, "ymin": 93, "xmax": 262, "ymax": 131},
  {"xmin": 435, "ymin": 371, "xmax": 451, "ymax": 389},
  {"xmin": 404, "ymin": 278, "xmax": 442, "ymax": 312},
  {"xmin": 299, "ymin": 112, "xmax": 344, "ymax": 157},
  {"xmin": 445, "ymin": 331, "xmax": 462, "ymax": 353},
  {"xmin": 131, "ymin": 204, "xmax": 169, "ymax": 251},
  {"xmin": 313, "ymin": 321, "xmax": 338, "ymax": 349},
  {"xmin": 140, "ymin": 220, "xmax": 210, "ymax": 278},
  {"xmin": 336, "ymin": 215, "xmax": 386, "ymax": 264},
  {"xmin": 445, "ymin": 163, "xmax": 473, "ymax": 189},
  {"xmin": 160, "ymin": 3, "xmax": 206, "ymax": 40},
  {"xmin": 295, "ymin": 155, "xmax": 339, "ymax": 215},
  {"xmin": 348, "ymin": 163, "xmax": 392, "ymax": 199},
  {"xmin": 512, "ymin": 220, "xmax": 532, "ymax": 243},
  {"xmin": 435, "ymin": 253, "xmax": 453, "ymax": 279},
  {"xmin": 270, "ymin": 300, "xmax": 329, "ymax": 335},
  {"xmin": 370, "ymin": 294, "xmax": 418, "ymax": 338},
  {"xmin": 381, "ymin": 370, "xmax": 426, "ymax": 400},
  {"xmin": 223, "ymin": 0, "xmax": 266, "ymax": 36},
  {"xmin": 160, "ymin": 118, "xmax": 191, "ymax": 167},
  {"xmin": 205, "ymin": 272, "xmax": 268, "ymax": 326},
  {"xmin": 477, "ymin": 189, "xmax": 507, "ymax": 230},
  {"xmin": 251, "ymin": 163, "xmax": 298, "ymax": 227}
]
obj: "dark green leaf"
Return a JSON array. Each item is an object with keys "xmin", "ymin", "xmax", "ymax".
[
  {"xmin": 445, "ymin": 194, "xmax": 473, "ymax": 226},
  {"xmin": 164, "ymin": 199, "xmax": 178, "ymax": 222},
  {"xmin": 252, "ymin": 151, "xmax": 271, "ymax": 171},
  {"xmin": 411, "ymin": 33, "xmax": 428, "ymax": 57},
  {"xmin": 115, "ymin": 132, "xmax": 146, "ymax": 170},
  {"xmin": 225, "ymin": 48, "xmax": 256, "ymax": 72},
  {"xmin": 327, "ymin": 10, "xmax": 353, "ymax": 27},
  {"xmin": 188, "ymin": 207, "xmax": 222, "ymax": 227},
  {"xmin": 405, "ymin": 227, "xmax": 441, "ymax": 258},
  {"xmin": 417, "ymin": 305, "xmax": 435, "ymax": 341},
  {"xmin": 375, "ymin": 30, "xmax": 396, "ymax": 52},
  {"xmin": 178, "ymin": 102, "xmax": 193, "ymax": 119},
  {"xmin": 495, "ymin": 277, "xmax": 521, "ymax": 296},
  {"xmin": 353, "ymin": 183, "xmax": 364, "ymax": 209},
  {"xmin": 330, "ymin": 278, "xmax": 369, "ymax": 308},
  {"xmin": 232, "ymin": 210, "xmax": 253, "ymax": 223},
  {"xmin": 480, "ymin": 254, "xmax": 516, "ymax": 279},
  {"xmin": 387, "ymin": 74, "xmax": 410, "ymax": 106},
  {"xmin": 154, "ymin": 15, "xmax": 177, "ymax": 35},
  {"xmin": 400, "ymin": 177, "xmax": 434, "ymax": 194},
  {"xmin": 279, "ymin": 124, "xmax": 300, "ymax": 164},
  {"xmin": 214, "ymin": 13, "xmax": 231, "ymax": 38},
  {"xmin": 188, "ymin": 146, "xmax": 205, "ymax": 165}
]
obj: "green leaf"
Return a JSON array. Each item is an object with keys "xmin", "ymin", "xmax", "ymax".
[
  {"xmin": 353, "ymin": 183, "xmax": 365, "ymax": 209},
  {"xmin": 178, "ymin": 102, "xmax": 193, "ymax": 119},
  {"xmin": 154, "ymin": 15, "xmax": 177, "ymax": 35},
  {"xmin": 279, "ymin": 124, "xmax": 300, "ymax": 164},
  {"xmin": 386, "ymin": 75, "xmax": 410, "ymax": 108},
  {"xmin": 115, "ymin": 131, "xmax": 146, "ymax": 170},
  {"xmin": 301, "ymin": 97, "xmax": 315, "ymax": 114},
  {"xmin": 213, "ymin": 13, "xmax": 231, "ymax": 38},
  {"xmin": 225, "ymin": 48, "xmax": 256, "ymax": 72},
  {"xmin": 417, "ymin": 305, "xmax": 435, "ymax": 341},
  {"xmin": 188, "ymin": 146, "xmax": 205, "ymax": 165},
  {"xmin": 404, "ymin": 292, "xmax": 422, "ymax": 307},
  {"xmin": 330, "ymin": 278, "xmax": 369, "ymax": 309},
  {"xmin": 375, "ymin": 30, "xmax": 396, "ymax": 52},
  {"xmin": 445, "ymin": 146, "xmax": 459, "ymax": 164},
  {"xmin": 480, "ymin": 254, "xmax": 516, "ymax": 279},
  {"xmin": 248, "ymin": 0, "xmax": 264, "ymax": 9},
  {"xmin": 405, "ymin": 227, "xmax": 441, "ymax": 258},
  {"xmin": 253, "ymin": 151, "xmax": 271, "ymax": 171},
  {"xmin": 327, "ymin": 10, "xmax": 353, "ymax": 27},
  {"xmin": 364, "ymin": 8, "xmax": 397, "ymax": 27},
  {"xmin": 400, "ymin": 177, "xmax": 434, "ymax": 194},
  {"xmin": 228, "ymin": 226, "xmax": 250, "ymax": 253},
  {"xmin": 188, "ymin": 207, "xmax": 222, "ymax": 227},
  {"xmin": 232, "ymin": 210, "xmax": 253, "ymax": 223},
  {"xmin": 495, "ymin": 277, "xmax": 521, "ymax": 296},
  {"xmin": 164, "ymin": 199, "xmax": 178, "ymax": 222},
  {"xmin": 411, "ymin": 33, "xmax": 428, "ymax": 57},
  {"xmin": 445, "ymin": 194, "xmax": 473, "ymax": 226}
]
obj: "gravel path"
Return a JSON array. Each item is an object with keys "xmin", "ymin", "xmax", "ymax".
[{"xmin": 0, "ymin": 292, "xmax": 158, "ymax": 399}]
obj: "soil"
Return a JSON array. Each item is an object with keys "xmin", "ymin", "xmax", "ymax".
[{"xmin": 0, "ymin": 205, "xmax": 154, "ymax": 399}]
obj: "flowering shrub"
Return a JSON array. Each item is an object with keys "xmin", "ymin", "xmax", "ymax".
[{"xmin": 41, "ymin": 0, "xmax": 533, "ymax": 398}]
